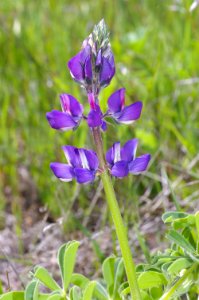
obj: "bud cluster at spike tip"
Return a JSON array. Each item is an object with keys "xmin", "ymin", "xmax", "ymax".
[
  {"xmin": 68, "ymin": 19, "xmax": 115, "ymax": 94},
  {"xmin": 47, "ymin": 20, "xmax": 151, "ymax": 184}
]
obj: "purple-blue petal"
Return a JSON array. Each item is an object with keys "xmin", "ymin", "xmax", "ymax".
[
  {"xmin": 100, "ymin": 56, "xmax": 115, "ymax": 87},
  {"xmin": 83, "ymin": 149, "xmax": 99, "ymax": 171},
  {"xmin": 87, "ymin": 106, "xmax": 103, "ymax": 128},
  {"xmin": 121, "ymin": 139, "xmax": 138, "ymax": 162},
  {"xmin": 108, "ymin": 88, "xmax": 125, "ymax": 114},
  {"xmin": 50, "ymin": 163, "xmax": 74, "ymax": 182},
  {"xmin": 68, "ymin": 45, "xmax": 91, "ymax": 82},
  {"xmin": 62, "ymin": 146, "xmax": 80, "ymax": 168},
  {"xmin": 129, "ymin": 154, "xmax": 151, "ymax": 174},
  {"xmin": 106, "ymin": 142, "xmax": 121, "ymax": 166},
  {"xmin": 101, "ymin": 120, "xmax": 107, "ymax": 131},
  {"xmin": 68, "ymin": 52, "xmax": 84, "ymax": 82},
  {"xmin": 46, "ymin": 110, "xmax": 77, "ymax": 131},
  {"xmin": 117, "ymin": 102, "xmax": 143, "ymax": 124},
  {"xmin": 111, "ymin": 161, "xmax": 129, "ymax": 178},
  {"xmin": 84, "ymin": 55, "xmax": 93, "ymax": 81},
  {"xmin": 74, "ymin": 168, "xmax": 95, "ymax": 184},
  {"xmin": 60, "ymin": 94, "xmax": 83, "ymax": 118}
]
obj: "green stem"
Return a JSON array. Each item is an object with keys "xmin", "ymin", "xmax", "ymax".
[
  {"xmin": 92, "ymin": 128, "xmax": 141, "ymax": 300},
  {"xmin": 160, "ymin": 264, "xmax": 197, "ymax": 300}
]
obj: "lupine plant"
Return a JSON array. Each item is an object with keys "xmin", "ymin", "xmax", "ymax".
[
  {"xmin": 1, "ymin": 20, "xmax": 199, "ymax": 300},
  {"xmin": 46, "ymin": 19, "xmax": 150, "ymax": 300}
]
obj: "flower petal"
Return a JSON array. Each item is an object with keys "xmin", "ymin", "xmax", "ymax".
[
  {"xmin": 68, "ymin": 45, "xmax": 91, "ymax": 82},
  {"xmin": 101, "ymin": 120, "xmax": 107, "ymax": 131},
  {"xmin": 121, "ymin": 139, "xmax": 138, "ymax": 162},
  {"xmin": 106, "ymin": 142, "xmax": 121, "ymax": 166},
  {"xmin": 46, "ymin": 110, "xmax": 77, "ymax": 131},
  {"xmin": 84, "ymin": 149, "xmax": 99, "ymax": 171},
  {"xmin": 74, "ymin": 168, "xmax": 95, "ymax": 184},
  {"xmin": 60, "ymin": 94, "xmax": 83, "ymax": 118},
  {"xmin": 84, "ymin": 55, "xmax": 92, "ymax": 81},
  {"xmin": 129, "ymin": 154, "xmax": 151, "ymax": 174},
  {"xmin": 68, "ymin": 52, "xmax": 84, "ymax": 82},
  {"xmin": 108, "ymin": 88, "xmax": 125, "ymax": 114},
  {"xmin": 50, "ymin": 163, "xmax": 74, "ymax": 182},
  {"xmin": 117, "ymin": 102, "xmax": 143, "ymax": 124},
  {"xmin": 87, "ymin": 106, "xmax": 103, "ymax": 128},
  {"xmin": 100, "ymin": 56, "xmax": 115, "ymax": 87},
  {"xmin": 96, "ymin": 49, "xmax": 102, "ymax": 67},
  {"xmin": 111, "ymin": 161, "xmax": 129, "ymax": 178},
  {"xmin": 62, "ymin": 146, "xmax": 80, "ymax": 167}
]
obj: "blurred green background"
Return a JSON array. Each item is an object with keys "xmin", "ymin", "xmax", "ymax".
[{"xmin": 0, "ymin": 0, "xmax": 199, "ymax": 233}]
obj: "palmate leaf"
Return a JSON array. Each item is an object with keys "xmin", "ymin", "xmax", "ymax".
[
  {"xmin": 162, "ymin": 211, "xmax": 189, "ymax": 223},
  {"xmin": 113, "ymin": 258, "xmax": 125, "ymax": 297},
  {"xmin": 82, "ymin": 281, "xmax": 96, "ymax": 300},
  {"xmin": 70, "ymin": 273, "xmax": 90, "ymax": 289},
  {"xmin": 167, "ymin": 258, "xmax": 193, "ymax": 275},
  {"xmin": 57, "ymin": 241, "xmax": 80, "ymax": 292},
  {"xmin": 0, "ymin": 291, "xmax": 25, "ymax": 300},
  {"xmin": 166, "ymin": 230, "xmax": 196, "ymax": 254},
  {"xmin": 47, "ymin": 294, "xmax": 61, "ymax": 300},
  {"xmin": 25, "ymin": 280, "xmax": 39, "ymax": 300},
  {"xmin": 138, "ymin": 271, "xmax": 167, "ymax": 289},
  {"xmin": 69, "ymin": 286, "xmax": 81, "ymax": 300},
  {"xmin": 34, "ymin": 267, "xmax": 61, "ymax": 291},
  {"xmin": 102, "ymin": 256, "xmax": 115, "ymax": 295},
  {"xmin": 94, "ymin": 282, "xmax": 108, "ymax": 300}
]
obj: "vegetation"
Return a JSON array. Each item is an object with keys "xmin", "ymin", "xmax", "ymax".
[{"xmin": 0, "ymin": 0, "xmax": 199, "ymax": 297}]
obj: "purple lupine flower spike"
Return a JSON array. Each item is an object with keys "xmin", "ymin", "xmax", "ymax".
[
  {"xmin": 50, "ymin": 146, "xmax": 99, "ymax": 184},
  {"xmin": 107, "ymin": 88, "xmax": 142, "ymax": 124},
  {"xmin": 46, "ymin": 94, "xmax": 83, "ymax": 131},
  {"xmin": 106, "ymin": 139, "xmax": 150, "ymax": 178}
]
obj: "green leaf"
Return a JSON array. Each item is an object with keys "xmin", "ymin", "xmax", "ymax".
[
  {"xmin": 120, "ymin": 287, "xmax": 130, "ymax": 297},
  {"xmin": 113, "ymin": 258, "xmax": 125, "ymax": 297},
  {"xmin": 0, "ymin": 291, "xmax": 24, "ymax": 300},
  {"xmin": 162, "ymin": 211, "xmax": 189, "ymax": 223},
  {"xmin": 34, "ymin": 267, "xmax": 61, "ymax": 291},
  {"xmin": 166, "ymin": 230, "xmax": 196, "ymax": 254},
  {"xmin": 102, "ymin": 256, "xmax": 115, "ymax": 295},
  {"xmin": 62, "ymin": 241, "xmax": 80, "ymax": 291},
  {"xmin": 69, "ymin": 286, "xmax": 81, "ymax": 300},
  {"xmin": 94, "ymin": 282, "xmax": 108, "ymax": 300},
  {"xmin": 161, "ymin": 262, "xmax": 172, "ymax": 274},
  {"xmin": 25, "ymin": 280, "xmax": 39, "ymax": 300},
  {"xmin": 138, "ymin": 271, "xmax": 167, "ymax": 289},
  {"xmin": 82, "ymin": 281, "xmax": 96, "ymax": 300},
  {"xmin": 47, "ymin": 295, "xmax": 61, "ymax": 300},
  {"xmin": 70, "ymin": 273, "xmax": 89, "ymax": 289},
  {"xmin": 167, "ymin": 258, "xmax": 193, "ymax": 275},
  {"xmin": 150, "ymin": 287, "xmax": 163, "ymax": 299},
  {"xmin": 57, "ymin": 241, "xmax": 80, "ymax": 292}
]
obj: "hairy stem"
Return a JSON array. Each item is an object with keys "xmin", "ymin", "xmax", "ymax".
[{"xmin": 92, "ymin": 127, "xmax": 141, "ymax": 300}]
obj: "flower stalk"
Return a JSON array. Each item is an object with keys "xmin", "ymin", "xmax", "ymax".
[{"xmin": 92, "ymin": 127, "xmax": 141, "ymax": 300}]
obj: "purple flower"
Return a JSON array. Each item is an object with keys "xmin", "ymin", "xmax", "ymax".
[
  {"xmin": 68, "ymin": 45, "xmax": 92, "ymax": 85},
  {"xmin": 50, "ymin": 146, "xmax": 99, "ymax": 184},
  {"xmin": 106, "ymin": 139, "xmax": 151, "ymax": 178},
  {"xmin": 99, "ymin": 50, "xmax": 115, "ymax": 88},
  {"xmin": 107, "ymin": 88, "xmax": 142, "ymax": 124},
  {"xmin": 87, "ymin": 105, "xmax": 107, "ymax": 131},
  {"xmin": 46, "ymin": 94, "xmax": 83, "ymax": 131},
  {"xmin": 68, "ymin": 44, "xmax": 115, "ymax": 90}
]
